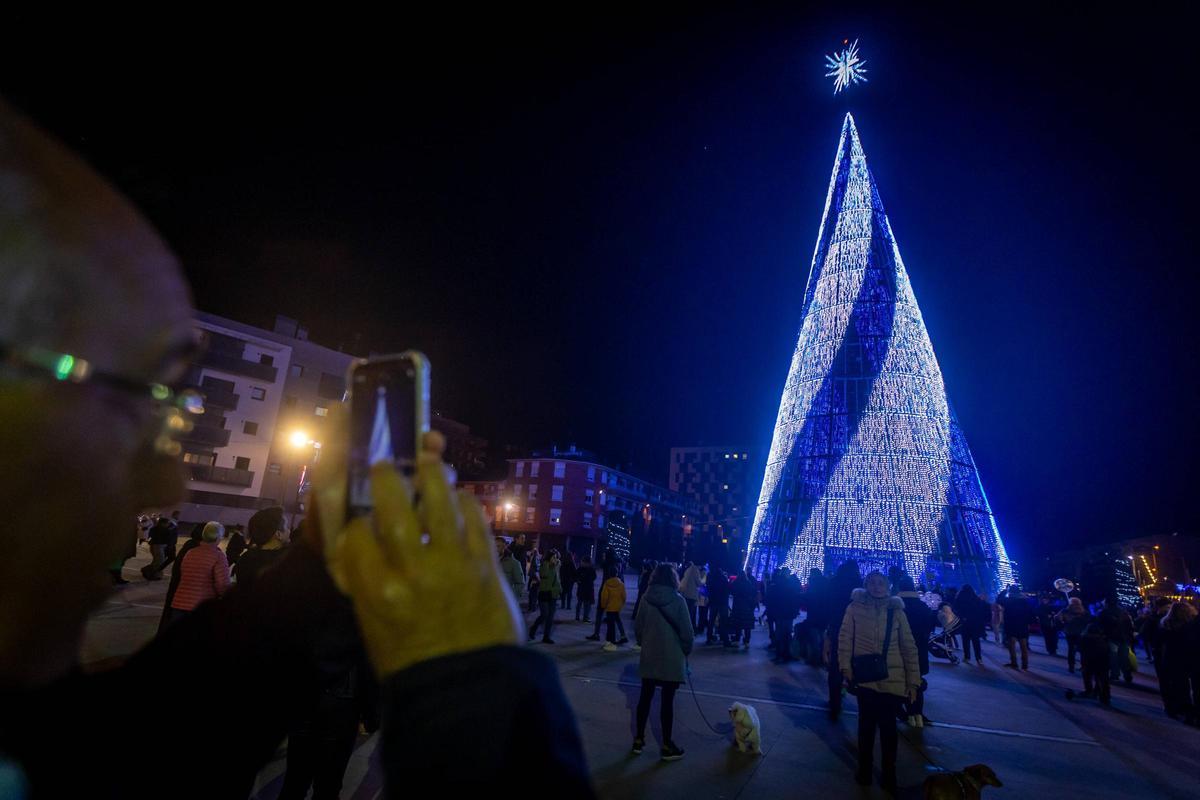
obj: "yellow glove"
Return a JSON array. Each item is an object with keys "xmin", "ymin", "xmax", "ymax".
[{"xmin": 311, "ymin": 408, "xmax": 522, "ymax": 679}]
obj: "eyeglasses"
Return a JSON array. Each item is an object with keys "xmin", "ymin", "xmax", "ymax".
[{"xmin": 0, "ymin": 342, "xmax": 205, "ymax": 455}]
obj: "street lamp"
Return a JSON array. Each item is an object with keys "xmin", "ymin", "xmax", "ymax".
[{"xmin": 286, "ymin": 430, "xmax": 321, "ymax": 528}]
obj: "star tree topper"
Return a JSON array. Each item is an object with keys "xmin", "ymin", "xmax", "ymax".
[{"xmin": 825, "ymin": 39, "xmax": 868, "ymax": 94}]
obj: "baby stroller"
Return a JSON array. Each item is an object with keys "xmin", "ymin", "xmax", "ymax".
[{"xmin": 929, "ymin": 604, "xmax": 962, "ymax": 665}]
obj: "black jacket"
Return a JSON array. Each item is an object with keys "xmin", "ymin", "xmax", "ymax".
[
  {"xmin": 233, "ymin": 546, "xmax": 286, "ymax": 593},
  {"xmin": 0, "ymin": 545, "xmax": 593, "ymax": 798},
  {"xmin": 575, "ymin": 566, "xmax": 597, "ymax": 604},
  {"xmin": 900, "ymin": 593, "xmax": 936, "ymax": 675}
]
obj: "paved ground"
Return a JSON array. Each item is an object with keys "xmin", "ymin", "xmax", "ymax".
[{"xmin": 85, "ymin": 549, "xmax": 1197, "ymax": 799}]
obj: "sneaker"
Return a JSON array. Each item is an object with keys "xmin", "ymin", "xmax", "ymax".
[
  {"xmin": 660, "ymin": 743, "xmax": 685, "ymax": 762},
  {"xmin": 617, "ymin": 637, "xmax": 629, "ymax": 645},
  {"xmin": 632, "ymin": 737, "xmax": 645, "ymax": 755},
  {"xmin": 1004, "ymin": 662, "xmax": 1018, "ymax": 669},
  {"xmin": 602, "ymin": 642, "xmax": 618, "ymax": 652},
  {"xmin": 585, "ymin": 634, "xmax": 599, "ymax": 641},
  {"xmin": 542, "ymin": 639, "xmax": 555, "ymax": 645},
  {"xmin": 632, "ymin": 644, "xmax": 642, "ymax": 652},
  {"xmin": 906, "ymin": 715, "xmax": 918, "ymax": 727}
]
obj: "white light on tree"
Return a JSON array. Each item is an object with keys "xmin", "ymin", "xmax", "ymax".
[
  {"xmin": 825, "ymin": 39, "xmax": 869, "ymax": 95},
  {"xmin": 745, "ymin": 114, "xmax": 1015, "ymax": 597}
]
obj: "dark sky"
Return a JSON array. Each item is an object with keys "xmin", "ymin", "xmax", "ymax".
[{"xmin": 6, "ymin": 8, "xmax": 1196, "ymax": 562}]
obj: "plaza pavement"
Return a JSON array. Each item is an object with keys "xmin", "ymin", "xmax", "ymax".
[{"xmin": 84, "ymin": 548, "xmax": 1197, "ymax": 799}]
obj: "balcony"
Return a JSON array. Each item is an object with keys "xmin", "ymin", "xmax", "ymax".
[
  {"xmin": 187, "ymin": 463, "xmax": 255, "ymax": 488},
  {"xmin": 182, "ymin": 425, "xmax": 231, "ymax": 448},
  {"xmin": 199, "ymin": 350, "xmax": 278, "ymax": 382},
  {"xmin": 197, "ymin": 385, "xmax": 239, "ymax": 410}
]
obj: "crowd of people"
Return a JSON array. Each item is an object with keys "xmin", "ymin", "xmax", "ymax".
[{"xmin": 498, "ymin": 540, "xmax": 1200, "ymax": 790}]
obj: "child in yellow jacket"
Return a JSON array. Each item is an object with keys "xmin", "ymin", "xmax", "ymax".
[{"xmin": 590, "ymin": 570, "xmax": 629, "ymax": 650}]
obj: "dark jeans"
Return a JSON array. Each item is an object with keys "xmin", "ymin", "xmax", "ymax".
[
  {"xmin": 576, "ymin": 600, "xmax": 593, "ymax": 621},
  {"xmin": 707, "ymin": 607, "xmax": 729, "ymax": 643},
  {"xmin": 1109, "ymin": 640, "xmax": 1132, "ymax": 681},
  {"xmin": 529, "ymin": 596, "xmax": 556, "ymax": 641},
  {"xmin": 635, "ymin": 679, "xmax": 680, "ymax": 745},
  {"xmin": 1083, "ymin": 662, "xmax": 1111, "ymax": 704},
  {"xmin": 561, "ymin": 584, "xmax": 573, "ymax": 609},
  {"xmin": 685, "ymin": 598, "xmax": 698, "ymax": 630},
  {"xmin": 1007, "ymin": 636, "xmax": 1029, "ymax": 668},
  {"xmin": 595, "ymin": 610, "xmax": 626, "ymax": 639},
  {"xmin": 527, "ymin": 585, "xmax": 540, "ymax": 612},
  {"xmin": 1043, "ymin": 629, "xmax": 1060, "ymax": 656},
  {"xmin": 605, "ymin": 611, "xmax": 622, "ymax": 643},
  {"xmin": 1066, "ymin": 635, "xmax": 1080, "ymax": 671},
  {"xmin": 697, "ymin": 605, "xmax": 709, "ymax": 633},
  {"xmin": 278, "ymin": 695, "xmax": 360, "ymax": 800},
  {"xmin": 963, "ymin": 634, "xmax": 982, "ymax": 661},
  {"xmin": 773, "ymin": 617, "xmax": 793, "ymax": 660},
  {"xmin": 856, "ymin": 688, "xmax": 901, "ymax": 778},
  {"xmin": 828, "ymin": 632, "xmax": 844, "ymax": 714}
]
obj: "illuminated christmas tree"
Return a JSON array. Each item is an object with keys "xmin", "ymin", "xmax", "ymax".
[{"xmin": 746, "ymin": 114, "xmax": 1015, "ymax": 595}]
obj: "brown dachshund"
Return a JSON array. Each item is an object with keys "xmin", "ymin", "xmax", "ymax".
[{"xmin": 922, "ymin": 764, "xmax": 1003, "ymax": 799}]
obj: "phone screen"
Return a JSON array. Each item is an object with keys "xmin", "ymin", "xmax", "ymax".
[{"xmin": 346, "ymin": 356, "xmax": 425, "ymax": 518}]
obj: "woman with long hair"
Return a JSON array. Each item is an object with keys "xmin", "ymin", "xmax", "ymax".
[{"xmin": 632, "ymin": 563, "xmax": 694, "ymax": 762}]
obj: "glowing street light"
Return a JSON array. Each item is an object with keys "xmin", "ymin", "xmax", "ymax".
[{"xmin": 289, "ymin": 430, "xmax": 311, "ymax": 448}]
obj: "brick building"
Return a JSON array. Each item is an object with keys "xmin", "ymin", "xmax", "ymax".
[{"xmin": 462, "ymin": 445, "xmax": 700, "ymax": 565}]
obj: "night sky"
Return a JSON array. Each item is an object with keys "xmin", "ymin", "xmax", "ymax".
[{"xmin": 5, "ymin": 8, "xmax": 1196, "ymax": 562}]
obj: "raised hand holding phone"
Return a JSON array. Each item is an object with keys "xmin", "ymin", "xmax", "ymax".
[{"xmin": 309, "ymin": 362, "xmax": 523, "ymax": 679}]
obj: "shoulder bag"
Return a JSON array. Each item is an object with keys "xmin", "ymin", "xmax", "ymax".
[{"xmin": 851, "ymin": 606, "xmax": 893, "ymax": 684}]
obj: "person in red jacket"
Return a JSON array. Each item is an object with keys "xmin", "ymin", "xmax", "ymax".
[{"xmin": 166, "ymin": 522, "xmax": 231, "ymax": 626}]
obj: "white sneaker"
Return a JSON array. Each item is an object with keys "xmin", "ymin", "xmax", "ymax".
[
  {"xmin": 602, "ymin": 642, "xmax": 618, "ymax": 652},
  {"xmin": 632, "ymin": 644, "xmax": 642, "ymax": 652}
]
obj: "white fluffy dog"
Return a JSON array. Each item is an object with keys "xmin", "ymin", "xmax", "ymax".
[{"xmin": 728, "ymin": 702, "xmax": 762, "ymax": 754}]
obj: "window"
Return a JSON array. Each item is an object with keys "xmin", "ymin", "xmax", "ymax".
[
  {"xmin": 268, "ymin": 463, "xmax": 281, "ymax": 475},
  {"xmin": 506, "ymin": 505, "xmax": 519, "ymax": 523},
  {"xmin": 242, "ymin": 421, "xmax": 259, "ymax": 435},
  {"xmin": 283, "ymin": 395, "xmax": 298, "ymax": 409},
  {"xmin": 584, "ymin": 488, "xmax": 594, "ymax": 505},
  {"xmin": 290, "ymin": 364, "xmax": 305, "ymax": 378},
  {"xmin": 515, "ymin": 461, "xmax": 524, "ymax": 478},
  {"xmin": 553, "ymin": 461, "xmax": 565, "ymax": 478},
  {"xmin": 317, "ymin": 372, "xmax": 345, "ymax": 401},
  {"xmin": 259, "ymin": 354, "xmax": 274, "ymax": 366},
  {"xmin": 530, "ymin": 462, "xmax": 540, "ymax": 478},
  {"xmin": 526, "ymin": 507, "xmax": 536, "ymax": 524},
  {"xmin": 250, "ymin": 387, "xmax": 266, "ymax": 401},
  {"xmin": 234, "ymin": 456, "xmax": 251, "ymax": 471},
  {"xmin": 183, "ymin": 451, "xmax": 214, "ymax": 465},
  {"xmin": 549, "ymin": 508, "xmax": 562, "ymax": 526},
  {"xmin": 742, "ymin": 453, "xmax": 748, "ymax": 459},
  {"xmin": 598, "ymin": 514, "xmax": 605, "ymax": 529},
  {"xmin": 528, "ymin": 485, "xmax": 538, "ymax": 500},
  {"xmin": 600, "ymin": 471, "xmax": 608, "ymax": 484},
  {"xmin": 587, "ymin": 466, "xmax": 595, "ymax": 481},
  {"xmin": 551, "ymin": 485, "xmax": 564, "ymax": 502},
  {"xmin": 732, "ymin": 453, "xmax": 739, "ymax": 460},
  {"xmin": 582, "ymin": 512, "xmax": 592, "ymax": 529},
  {"xmin": 513, "ymin": 484, "xmax": 523, "ymax": 497},
  {"xmin": 315, "ymin": 406, "xmax": 329, "ymax": 417}
]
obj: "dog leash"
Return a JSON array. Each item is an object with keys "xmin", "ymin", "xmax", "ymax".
[{"xmin": 683, "ymin": 661, "xmax": 727, "ymax": 737}]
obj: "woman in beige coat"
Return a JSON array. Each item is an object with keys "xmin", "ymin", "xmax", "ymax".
[{"xmin": 838, "ymin": 571, "xmax": 920, "ymax": 793}]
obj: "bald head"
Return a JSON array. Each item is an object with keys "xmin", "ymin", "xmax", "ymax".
[{"xmin": 0, "ymin": 98, "xmax": 193, "ymax": 381}]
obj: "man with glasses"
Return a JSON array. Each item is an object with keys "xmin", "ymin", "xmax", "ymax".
[{"xmin": 0, "ymin": 99, "xmax": 591, "ymax": 797}]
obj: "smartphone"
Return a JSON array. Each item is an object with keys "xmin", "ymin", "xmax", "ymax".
[{"xmin": 345, "ymin": 352, "xmax": 430, "ymax": 519}]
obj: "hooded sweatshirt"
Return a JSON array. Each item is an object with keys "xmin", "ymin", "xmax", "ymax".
[
  {"xmin": 838, "ymin": 588, "xmax": 921, "ymax": 698},
  {"xmin": 634, "ymin": 584, "xmax": 695, "ymax": 683}
]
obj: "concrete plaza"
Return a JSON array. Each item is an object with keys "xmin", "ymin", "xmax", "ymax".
[{"xmin": 85, "ymin": 550, "xmax": 1197, "ymax": 799}]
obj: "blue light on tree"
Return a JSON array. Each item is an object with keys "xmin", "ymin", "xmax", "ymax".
[{"xmin": 745, "ymin": 114, "xmax": 1015, "ymax": 597}]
